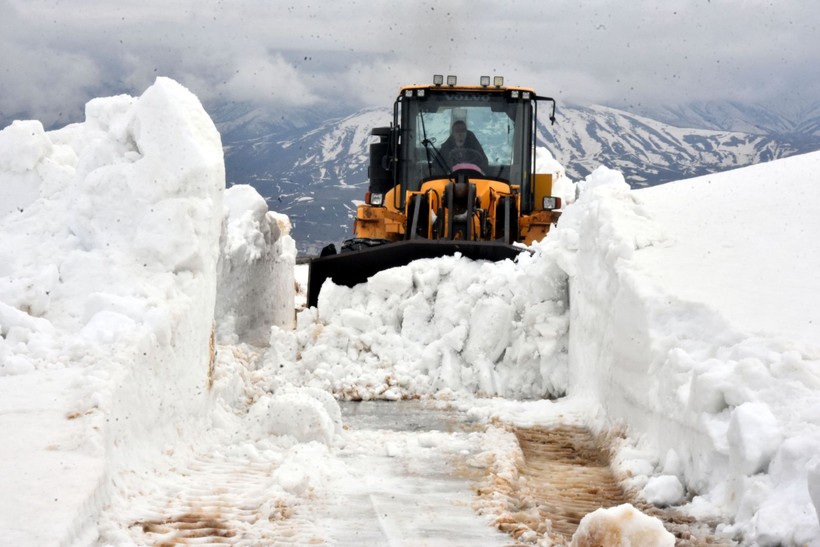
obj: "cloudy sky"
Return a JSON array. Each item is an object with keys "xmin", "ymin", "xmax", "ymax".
[{"xmin": 1, "ymin": 0, "xmax": 818, "ymax": 128}]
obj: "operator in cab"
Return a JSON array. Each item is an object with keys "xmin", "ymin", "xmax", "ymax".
[{"xmin": 439, "ymin": 120, "xmax": 489, "ymax": 174}]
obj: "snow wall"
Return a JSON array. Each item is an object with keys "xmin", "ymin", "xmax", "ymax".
[
  {"xmin": 552, "ymin": 166, "xmax": 820, "ymax": 545},
  {"xmin": 0, "ymin": 78, "xmax": 293, "ymax": 543},
  {"xmin": 217, "ymin": 184, "xmax": 296, "ymax": 344}
]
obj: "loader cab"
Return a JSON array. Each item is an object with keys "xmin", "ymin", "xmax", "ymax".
[{"xmin": 381, "ymin": 77, "xmax": 548, "ymax": 214}]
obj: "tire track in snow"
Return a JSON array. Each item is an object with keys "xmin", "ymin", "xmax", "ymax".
[
  {"xmin": 514, "ymin": 426, "xmax": 630, "ymax": 539},
  {"xmin": 95, "ymin": 404, "xmax": 727, "ymax": 544},
  {"xmin": 99, "ymin": 453, "xmax": 323, "ymax": 545},
  {"xmin": 482, "ymin": 425, "xmax": 732, "ymax": 545}
]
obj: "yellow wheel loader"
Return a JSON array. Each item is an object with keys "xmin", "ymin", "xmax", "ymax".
[{"xmin": 307, "ymin": 74, "xmax": 562, "ymax": 307}]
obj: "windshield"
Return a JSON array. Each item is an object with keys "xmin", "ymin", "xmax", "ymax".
[{"xmin": 398, "ymin": 91, "xmax": 531, "ymax": 193}]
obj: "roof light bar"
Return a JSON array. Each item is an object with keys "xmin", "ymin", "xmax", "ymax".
[
  {"xmin": 446, "ymin": 75, "xmax": 457, "ymax": 86},
  {"xmin": 480, "ymin": 75, "xmax": 490, "ymax": 87}
]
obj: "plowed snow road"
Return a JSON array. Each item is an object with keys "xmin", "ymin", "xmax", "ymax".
[{"xmin": 95, "ymin": 401, "xmax": 725, "ymax": 545}]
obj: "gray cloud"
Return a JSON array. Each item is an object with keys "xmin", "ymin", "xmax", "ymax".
[{"xmin": 2, "ymin": 0, "xmax": 818, "ymax": 128}]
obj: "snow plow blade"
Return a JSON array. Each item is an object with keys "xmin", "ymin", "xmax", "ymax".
[{"xmin": 306, "ymin": 240, "xmax": 524, "ymax": 308}]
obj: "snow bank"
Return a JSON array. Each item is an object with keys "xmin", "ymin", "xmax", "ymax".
[
  {"xmin": 554, "ymin": 159, "xmax": 820, "ymax": 544},
  {"xmin": 268, "ymin": 247, "xmax": 569, "ymax": 400},
  {"xmin": 637, "ymin": 153, "xmax": 820, "ymax": 349},
  {"xmin": 0, "ymin": 77, "xmax": 224, "ymax": 543},
  {"xmin": 217, "ymin": 184, "xmax": 296, "ymax": 344}
]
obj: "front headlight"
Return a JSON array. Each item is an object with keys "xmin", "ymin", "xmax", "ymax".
[
  {"xmin": 370, "ymin": 193, "xmax": 384, "ymax": 206},
  {"xmin": 542, "ymin": 196, "xmax": 561, "ymax": 210}
]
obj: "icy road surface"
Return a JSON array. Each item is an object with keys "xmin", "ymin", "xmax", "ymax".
[
  {"xmin": 322, "ymin": 401, "xmax": 511, "ymax": 545},
  {"xmin": 95, "ymin": 400, "xmax": 510, "ymax": 545}
]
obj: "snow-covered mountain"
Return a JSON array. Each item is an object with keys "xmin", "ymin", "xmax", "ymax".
[
  {"xmin": 218, "ymin": 107, "xmax": 390, "ymax": 254},
  {"xmin": 633, "ymin": 100, "xmax": 820, "ymax": 137},
  {"xmin": 540, "ymin": 104, "xmax": 810, "ymax": 185},
  {"xmin": 214, "ymin": 102, "xmax": 818, "ymax": 253}
]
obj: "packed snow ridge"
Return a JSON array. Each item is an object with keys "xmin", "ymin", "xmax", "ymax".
[{"xmin": 1, "ymin": 77, "xmax": 820, "ymax": 545}]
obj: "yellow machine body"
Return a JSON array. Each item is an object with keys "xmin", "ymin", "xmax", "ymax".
[{"xmin": 307, "ymin": 77, "xmax": 562, "ymax": 307}]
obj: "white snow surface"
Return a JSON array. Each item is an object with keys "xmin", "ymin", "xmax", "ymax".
[{"xmin": 1, "ymin": 78, "xmax": 820, "ymax": 545}]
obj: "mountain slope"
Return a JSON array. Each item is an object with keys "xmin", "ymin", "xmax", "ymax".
[
  {"xmin": 539, "ymin": 104, "xmax": 808, "ymax": 185},
  {"xmin": 633, "ymin": 100, "xmax": 820, "ymax": 138},
  {"xmin": 219, "ymin": 108, "xmax": 388, "ymax": 253}
]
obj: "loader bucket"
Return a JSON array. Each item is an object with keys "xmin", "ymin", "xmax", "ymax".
[{"xmin": 306, "ymin": 240, "xmax": 524, "ymax": 308}]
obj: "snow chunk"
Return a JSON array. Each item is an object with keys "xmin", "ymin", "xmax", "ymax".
[
  {"xmin": 641, "ymin": 474, "xmax": 685, "ymax": 506},
  {"xmin": 0, "ymin": 120, "xmax": 65, "ymax": 218},
  {"xmin": 0, "ymin": 120, "xmax": 51, "ymax": 172},
  {"xmin": 578, "ymin": 165, "xmax": 630, "ymax": 194},
  {"xmin": 248, "ymin": 387, "xmax": 341, "ymax": 445},
  {"xmin": 727, "ymin": 402, "xmax": 782, "ymax": 475},
  {"xmin": 570, "ymin": 503, "xmax": 675, "ymax": 546},
  {"xmin": 743, "ymin": 434, "xmax": 820, "ymax": 544}
]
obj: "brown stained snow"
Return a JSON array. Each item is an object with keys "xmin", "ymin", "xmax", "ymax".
[
  {"xmin": 140, "ymin": 512, "xmax": 235, "ymax": 544},
  {"xmin": 116, "ymin": 454, "xmax": 310, "ymax": 545},
  {"xmin": 208, "ymin": 324, "xmax": 216, "ymax": 390},
  {"xmin": 475, "ymin": 425, "xmax": 732, "ymax": 546},
  {"xmin": 515, "ymin": 426, "xmax": 631, "ymax": 539},
  {"xmin": 131, "ymin": 500, "xmax": 296, "ymax": 545}
]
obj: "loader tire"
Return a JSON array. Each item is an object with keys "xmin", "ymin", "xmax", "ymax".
[{"xmin": 341, "ymin": 238, "xmax": 391, "ymax": 253}]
